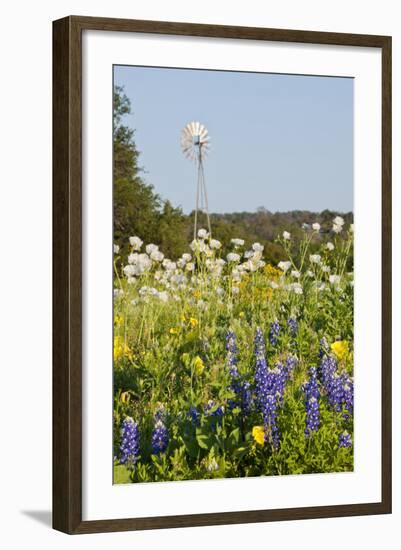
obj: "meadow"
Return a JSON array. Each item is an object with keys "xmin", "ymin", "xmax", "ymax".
[{"xmin": 113, "ymin": 216, "xmax": 354, "ymax": 483}]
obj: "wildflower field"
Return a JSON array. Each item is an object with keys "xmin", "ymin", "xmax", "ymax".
[{"xmin": 113, "ymin": 217, "xmax": 354, "ymax": 483}]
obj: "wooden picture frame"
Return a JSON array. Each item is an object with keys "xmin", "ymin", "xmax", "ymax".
[{"xmin": 53, "ymin": 15, "xmax": 392, "ymax": 534}]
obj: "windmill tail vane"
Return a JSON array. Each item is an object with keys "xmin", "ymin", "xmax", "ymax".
[{"xmin": 180, "ymin": 121, "xmax": 212, "ymax": 240}]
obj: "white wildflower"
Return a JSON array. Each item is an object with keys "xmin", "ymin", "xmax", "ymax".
[
  {"xmin": 290, "ymin": 282, "xmax": 303, "ymax": 295},
  {"xmin": 232, "ymin": 286, "xmax": 240, "ymax": 295},
  {"xmin": 333, "ymin": 216, "xmax": 345, "ymax": 226},
  {"xmin": 197, "ymin": 228, "xmax": 209, "ymax": 239},
  {"xmin": 231, "ymin": 238, "xmax": 245, "ymax": 247},
  {"xmin": 123, "ymin": 264, "xmax": 136, "ymax": 277},
  {"xmin": 309, "ymin": 254, "xmax": 321, "ymax": 264},
  {"xmin": 278, "ymin": 260, "xmax": 292, "ymax": 272},
  {"xmin": 128, "ymin": 253, "xmax": 138, "ymax": 265},
  {"xmin": 350, "ymin": 224, "xmax": 354, "ymax": 233},
  {"xmin": 206, "ymin": 457, "xmax": 219, "ymax": 472},
  {"xmin": 332, "ymin": 224, "xmax": 343, "ymax": 234},
  {"xmin": 129, "ymin": 236, "xmax": 143, "ymax": 250},
  {"xmin": 190, "ymin": 239, "xmax": 207, "ymax": 253},
  {"xmin": 164, "ymin": 260, "xmax": 177, "ymax": 272},
  {"xmin": 252, "ymin": 242, "xmax": 264, "ymax": 252},
  {"xmin": 307, "ymin": 270, "xmax": 314, "ymax": 278},
  {"xmin": 291, "ymin": 270, "xmax": 300, "ymax": 279},
  {"xmin": 216, "ymin": 287, "xmax": 224, "ymax": 297},
  {"xmin": 114, "ymin": 288, "xmax": 124, "ymax": 297},
  {"xmin": 209, "ymin": 239, "xmax": 222, "ymax": 250},
  {"xmin": 326, "ymin": 242, "xmax": 334, "ymax": 251},
  {"xmin": 150, "ymin": 250, "xmax": 164, "ymax": 262},
  {"xmin": 136, "ymin": 253, "xmax": 152, "ymax": 274},
  {"xmin": 322, "ymin": 265, "xmax": 331, "ymax": 273},
  {"xmin": 157, "ymin": 291, "xmax": 169, "ymax": 303},
  {"xmin": 283, "ymin": 231, "xmax": 291, "ymax": 240},
  {"xmin": 227, "ymin": 252, "xmax": 240, "ymax": 263},
  {"xmin": 312, "ymin": 223, "xmax": 321, "ymax": 232},
  {"xmin": 182, "ymin": 253, "xmax": 192, "ymax": 262},
  {"xmin": 329, "ymin": 274, "xmax": 341, "ymax": 285},
  {"xmin": 186, "ymin": 262, "xmax": 195, "ymax": 272},
  {"xmin": 146, "ymin": 243, "xmax": 159, "ymax": 255},
  {"xmin": 114, "ymin": 244, "xmax": 120, "ymax": 254}
]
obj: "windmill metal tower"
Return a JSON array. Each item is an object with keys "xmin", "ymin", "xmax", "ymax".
[{"xmin": 180, "ymin": 121, "xmax": 211, "ymax": 239}]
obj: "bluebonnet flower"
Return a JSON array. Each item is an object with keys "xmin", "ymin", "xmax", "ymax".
[
  {"xmin": 254, "ymin": 328, "xmax": 287, "ymax": 448},
  {"xmin": 154, "ymin": 403, "xmax": 167, "ymax": 422},
  {"xmin": 319, "ymin": 355, "xmax": 354, "ymax": 418},
  {"xmin": 272, "ymin": 363, "xmax": 287, "ymax": 405},
  {"xmin": 188, "ymin": 405, "xmax": 200, "ymax": 426},
  {"xmin": 226, "ymin": 330, "xmax": 239, "ymax": 377},
  {"xmin": 120, "ymin": 417, "xmax": 140, "ymax": 465},
  {"xmin": 341, "ymin": 375, "xmax": 354, "ymax": 419},
  {"xmin": 226, "ymin": 331, "xmax": 252, "ymax": 416},
  {"xmin": 151, "ymin": 419, "xmax": 169, "ymax": 454},
  {"xmin": 269, "ymin": 320, "xmax": 280, "ymax": 346},
  {"xmin": 204, "ymin": 400, "xmax": 224, "ymax": 418},
  {"xmin": 339, "ymin": 431, "xmax": 352, "ymax": 448},
  {"xmin": 284, "ymin": 355, "xmax": 298, "ymax": 380},
  {"xmin": 303, "ymin": 367, "xmax": 320, "ymax": 437},
  {"xmin": 287, "ymin": 317, "xmax": 298, "ymax": 337}
]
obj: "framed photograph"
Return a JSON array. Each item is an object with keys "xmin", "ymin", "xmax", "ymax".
[{"xmin": 53, "ymin": 16, "xmax": 392, "ymax": 534}]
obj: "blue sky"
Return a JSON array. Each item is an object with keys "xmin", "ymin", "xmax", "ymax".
[{"xmin": 114, "ymin": 65, "xmax": 353, "ymax": 214}]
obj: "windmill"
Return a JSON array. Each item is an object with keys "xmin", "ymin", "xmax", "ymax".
[{"xmin": 180, "ymin": 121, "xmax": 212, "ymax": 239}]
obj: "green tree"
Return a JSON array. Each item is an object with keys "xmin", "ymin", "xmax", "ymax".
[{"xmin": 113, "ymin": 86, "xmax": 161, "ymax": 251}]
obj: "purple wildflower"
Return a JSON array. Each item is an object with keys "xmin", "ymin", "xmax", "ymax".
[
  {"xmin": 269, "ymin": 320, "xmax": 280, "ymax": 346},
  {"xmin": 226, "ymin": 330, "xmax": 239, "ymax": 377},
  {"xmin": 188, "ymin": 405, "xmax": 200, "ymax": 426},
  {"xmin": 288, "ymin": 317, "xmax": 298, "ymax": 337},
  {"xmin": 284, "ymin": 355, "xmax": 298, "ymax": 380},
  {"xmin": 254, "ymin": 327, "xmax": 287, "ymax": 448},
  {"xmin": 226, "ymin": 331, "xmax": 252, "ymax": 416},
  {"xmin": 204, "ymin": 400, "xmax": 224, "ymax": 418},
  {"xmin": 303, "ymin": 367, "xmax": 320, "ymax": 437},
  {"xmin": 120, "ymin": 417, "xmax": 140, "ymax": 465},
  {"xmin": 339, "ymin": 431, "xmax": 352, "ymax": 448},
  {"xmin": 151, "ymin": 419, "xmax": 169, "ymax": 454},
  {"xmin": 320, "ymin": 355, "xmax": 354, "ymax": 418}
]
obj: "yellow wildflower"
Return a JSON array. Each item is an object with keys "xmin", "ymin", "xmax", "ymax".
[
  {"xmin": 189, "ymin": 317, "xmax": 199, "ymax": 328},
  {"xmin": 252, "ymin": 426, "xmax": 265, "ymax": 446},
  {"xmin": 120, "ymin": 391, "xmax": 129, "ymax": 404},
  {"xmin": 264, "ymin": 264, "xmax": 282, "ymax": 280},
  {"xmin": 114, "ymin": 314, "xmax": 124, "ymax": 327},
  {"xmin": 113, "ymin": 336, "xmax": 131, "ymax": 361},
  {"xmin": 239, "ymin": 311, "xmax": 245, "ymax": 318},
  {"xmin": 331, "ymin": 340, "xmax": 349, "ymax": 361},
  {"xmin": 193, "ymin": 355, "xmax": 205, "ymax": 375},
  {"xmin": 169, "ymin": 327, "xmax": 180, "ymax": 335}
]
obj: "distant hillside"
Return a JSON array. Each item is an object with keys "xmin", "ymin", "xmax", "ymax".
[{"xmin": 190, "ymin": 208, "xmax": 354, "ymax": 264}]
